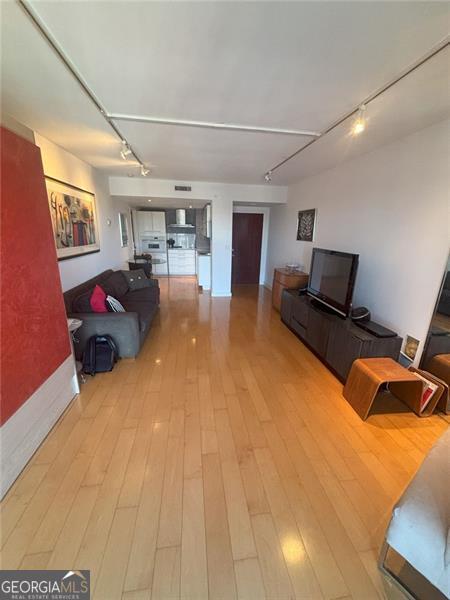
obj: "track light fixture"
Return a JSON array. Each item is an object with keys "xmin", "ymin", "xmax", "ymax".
[
  {"xmin": 120, "ymin": 141, "xmax": 132, "ymax": 160},
  {"xmin": 264, "ymin": 171, "xmax": 272, "ymax": 183},
  {"xmin": 351, "ymin": 105, "xmax": 366, "ymax": 136},
  {"xmin": 140, "ymin": 165, "xmax": 150, "ymax": 176}
]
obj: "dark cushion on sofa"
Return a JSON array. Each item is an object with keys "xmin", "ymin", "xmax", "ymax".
[
  {"xmin": 102, "ymin": 271, "xmax": 129, "ymax": 298},
  {"xmin": 73, "ymin": 290, "xmax": 94, "ymax": 313},
  {"xmin": 123, "ymin": 286, "xmax": 160, "ymax": 305},
  {"xmin": 122, "ymin": 269, "xmax": 151, "ymax": 291}
]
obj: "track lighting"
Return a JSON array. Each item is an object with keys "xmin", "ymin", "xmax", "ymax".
[
  {"xmin": 264, "ymin": 171, "xmax": 272, "ymax": 183},
  {"xmin": 120, "ymin": 141, "xmax": 132, "ymax": 160},
  {"xmin": 351, "ymin": 105, "xmax": 366, "ymax": 136},
  {"xmin": 141, "ymin": 165, "xmax": 150, "ymax": 176}
]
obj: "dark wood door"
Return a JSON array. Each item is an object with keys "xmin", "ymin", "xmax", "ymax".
[{"xmin": 232, "ymin": 213, "xmax": 263, "ymax": 284}]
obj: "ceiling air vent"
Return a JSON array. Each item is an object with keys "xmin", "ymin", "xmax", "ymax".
[{"xmin": 174, "ymin": 185, "xmax": 191, "ymax": 192}]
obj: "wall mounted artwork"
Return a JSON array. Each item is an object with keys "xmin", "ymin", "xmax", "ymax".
[
  {"xmin": 297, "ymin": 208, "xmax": 316, "ymax": 242},
  {"xmin": 45, "ymin": 177, "xmax": 100, "ymax": 260}
]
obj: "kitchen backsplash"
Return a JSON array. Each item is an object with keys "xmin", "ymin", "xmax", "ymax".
[{"xmin": 167, "ymin": 233, "xmax": 196, "ymax": 249}]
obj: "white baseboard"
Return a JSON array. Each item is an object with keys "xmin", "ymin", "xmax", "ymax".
[
  {"xmin": 211, "ymin": 292, "xmax": 232, "ymax": 297},
  {"xmin": 0, "ymin": 355, "xmax": 77, "ymax": 499}
]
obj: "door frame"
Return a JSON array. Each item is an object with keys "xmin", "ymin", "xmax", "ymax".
[{"xmin": 232, "ymin": 205, "xmax": 270, "ymax": 285}]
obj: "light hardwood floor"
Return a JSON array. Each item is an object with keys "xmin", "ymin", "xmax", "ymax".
[{"xmin": 1, "ymin": 277, "xmax": 448, "ymax": 599}]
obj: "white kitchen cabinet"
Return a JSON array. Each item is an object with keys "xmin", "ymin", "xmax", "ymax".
[
  {"xmin": 152, "ymin": 211, "xmax": 166, "ymax": 233},
  {"xmin": 137, "ymin": 210, "xmax": 166, "ymax": 234},
  {"xmin": 168, "ymin": 250, "xmax": 196, "ymax": 275},
  {"xmin": 136, "ymin": 211, "xmax": 151, "ymax": 234}
]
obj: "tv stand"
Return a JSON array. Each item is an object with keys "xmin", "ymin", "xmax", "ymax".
[
  {"xmin": 281, "ymin": 290, "xmax": 402, "ymax": 382},
  {"xmin": 309, "ymin": 297, "xmax": 344, "ymax": 317}
]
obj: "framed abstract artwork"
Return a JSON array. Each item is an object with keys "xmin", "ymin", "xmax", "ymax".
[
  {"xmin": 297, "ymin": 208, "xmax": 316, "ymax": 242},
  {"xmin": 45, "ymin": 177, "xmax": 100, "ymax": 260},
  {"xmin": 119, "ymin": 212, "xmax": 129, "ymax": 247}
]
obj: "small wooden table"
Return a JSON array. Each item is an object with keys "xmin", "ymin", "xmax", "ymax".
[
  {"xmin": 343, "ymin": 357, "xmax": 424, "ymax": 420},
  {"xmin": 272, "ymin": 268, "xmax": 308, "ymax": 311}
]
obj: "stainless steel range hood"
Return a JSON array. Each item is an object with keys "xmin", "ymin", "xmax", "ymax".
[{"xmin": 169, "ymin": 209, "xmax": 194, "ymax": 228}]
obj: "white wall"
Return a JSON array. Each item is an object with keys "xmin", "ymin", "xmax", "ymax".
[
  {"xmin": 266, "ymin": 120, "xmax": 450, "ymax": 364},
  {"xmin": 211, "ymin": 198, "xmax": 233, "ymax": 296},
  {"xmin": 233, "ymin": 205, "xmax": 270, "ymax": 285},
  {"xmin": 35, "ymin": 134, "xmax": 133, "ymax": 290}
]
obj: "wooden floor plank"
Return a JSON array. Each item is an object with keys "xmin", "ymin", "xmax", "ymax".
[
  {"xmin": 180, "ymin": 389, "xmax": 208, "ymax": 600},
  {"xmin": 151, "ymin": 546, "xmax": 181, "ymax": 599},
  {"xmin": 46, "ymin": 484, "xmax": 99, "ymax": 570},
  {"xmin": 251, "ymin": 512, "xmax": 294, "ymax": 600},
  {"xmin": 94, "ymin": 506, "xmax": 138, "ymax": 600},
  {"xmin": 124, "ymin": 421, "xmax": 169, "ymax": 593},
  {"xmin": 234, "ymin": 557, "xmax": 267, "ymax": 600},
  {"xmin": 203, "ymin": 453, "xmax": 237, "ymax": 600},
  {"xmin": 254, "ymin": 446, "xmax": 324, "ymax": 599},
  {"xmin": 214, "ymin": 408, "xmax": 257, "ymax": 561}
]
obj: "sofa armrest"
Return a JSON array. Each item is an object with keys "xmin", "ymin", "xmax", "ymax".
[
  {"xmin": 385, "ymin": 427, "xmax": 450, "ymax": 597},
  {"xmin": 69, "ymin": 311, "xmax": 140, "ymax": 358}
]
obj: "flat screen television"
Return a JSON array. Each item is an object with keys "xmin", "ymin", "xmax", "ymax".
[{"xmin": 307, "ymin": 248, "xmax": 359, "ymax": 317}]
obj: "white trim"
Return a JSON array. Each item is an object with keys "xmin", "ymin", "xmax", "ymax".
[
  {"xmin": 211, "ymin": 292, "xmax": 232, "ymax": 297},
  {"xmin": 0, "ymin": 355, "xmax": 77, "ymax": 499}
]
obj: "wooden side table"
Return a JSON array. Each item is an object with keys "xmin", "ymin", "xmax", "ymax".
[
  {"xmin": 272, "ymin": 268, "xmax": 308, "ymax": 311},
  {"xmin": 343, "ymin": 357, "xmax": 424, "ymax": 420}
]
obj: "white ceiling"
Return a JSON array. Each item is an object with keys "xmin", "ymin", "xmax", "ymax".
[{"xmin": 1, "ymin": 1, "xmax": 449, "ymax": 184}]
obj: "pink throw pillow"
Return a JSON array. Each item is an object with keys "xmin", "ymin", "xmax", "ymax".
[{"xmin": 90, "ymin": 284, "xmax": 108, "ymax": 313}]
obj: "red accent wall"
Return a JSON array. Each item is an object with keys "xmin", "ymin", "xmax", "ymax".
[{"xmin": 1, "ymin": 127, "xmax": 71, "ymax": 425}]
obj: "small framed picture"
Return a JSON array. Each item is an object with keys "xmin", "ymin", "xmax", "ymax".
[
  {"xmin": 297, "ymin": 209, "xmax": 316, "ymax": 242},
  {"xmin": 119, "ymin": 212, "xmax": 129, "ymax": 247},
  {"xmin": 403, "ymin": 335, "xmax": 420, "ymax": 361}
]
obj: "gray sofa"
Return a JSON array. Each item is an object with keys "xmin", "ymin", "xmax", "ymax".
[{"xmin": 64, "ymin": 269, "xmax": 159, "ymax": 358}]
